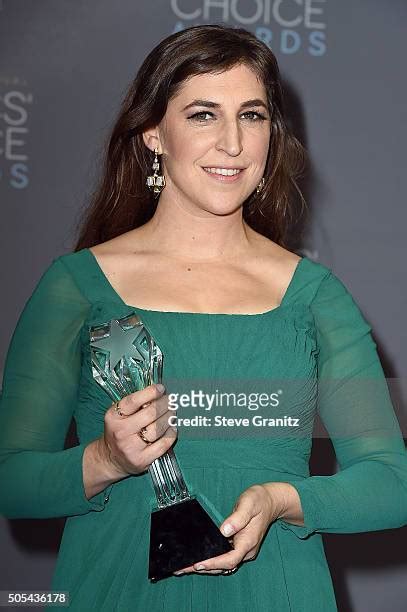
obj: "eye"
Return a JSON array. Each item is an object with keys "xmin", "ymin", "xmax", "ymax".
[
  {"xmin": 187, "ymin": 111, "xmax": 215, "ymax": 122},
  {"xmin": 241, "ymin": 111, "xmax": 268, "ymax": 122},
  {"xmin": 188, "ymin": 111, "xmax": 267, "ymax": 123}
]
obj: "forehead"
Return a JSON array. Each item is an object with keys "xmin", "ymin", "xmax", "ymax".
[{"xmin": 171, "ymin": 64, "xmax": 265, "ymax": 105}]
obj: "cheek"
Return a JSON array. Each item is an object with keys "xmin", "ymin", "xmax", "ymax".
[
  {"xmin": 247, "ymin": 131, "xmax": 270, "ymax": 158},
  {"xmin": 163, "ymin": 134, "xmax": 211, "ymax": 175},
  {"xmin": 165, "ymin": 126, "xmax": 211, "ymax": 157},
  {"xmin": 164, "ymin": 133, "xmax": 189, "ymax": 160}
]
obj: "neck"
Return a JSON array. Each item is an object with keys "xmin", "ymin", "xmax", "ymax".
[{"xmin": 138, "ymin": 192, "xmax": 256, "ymax": 263}]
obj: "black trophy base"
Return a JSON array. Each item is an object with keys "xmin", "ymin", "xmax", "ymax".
[{"xmin": 148, "ymin": 497, "xmax": 233, "ymax": 582}]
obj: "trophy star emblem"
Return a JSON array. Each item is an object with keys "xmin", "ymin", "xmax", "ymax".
[{"xmin": 91, "ymin": 317, "xmax": 146, "ymax": 370}]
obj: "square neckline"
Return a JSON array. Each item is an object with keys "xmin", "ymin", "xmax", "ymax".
[{"xmin": 84, "ymin": 247, "xmax": 308, "ymax": 317}]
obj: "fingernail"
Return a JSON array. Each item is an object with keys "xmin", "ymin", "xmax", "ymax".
[
  {"xmin": 222, "ymin": 523, "xmax": 234, "ymax": 536},
  {"xmin": 195, "ymin": 564, "xmax": 205, "ymax": 570},
  {"xmin": 174, "ymin": 570, "xmax": 184, "ymax": 575},
  {"xmin": 155, "ymin": 383, "xmax": 165, "ymax": 393}
]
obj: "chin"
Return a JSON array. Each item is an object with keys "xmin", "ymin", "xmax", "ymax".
[{"xmin": 196, "ymin": 199, "xmax": 244, "ymax": 216}]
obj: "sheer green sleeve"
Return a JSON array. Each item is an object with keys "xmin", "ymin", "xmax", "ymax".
[
  {"xmin": 0, "ymin": 257, "xmax": 111, "ymax": 519},
  {"xmin": 279, "ymin": 270, "xmax": 407, "ymax": 539}
]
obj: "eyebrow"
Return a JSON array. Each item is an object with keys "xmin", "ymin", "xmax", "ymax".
[{"xmin": 182, "ymin": 98, "xmax": 269, "ymax": 112}]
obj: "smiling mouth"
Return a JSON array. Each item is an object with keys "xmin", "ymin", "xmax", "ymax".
[
  {"xmin": 201, "ymin": 167, "xmax": 245, "ymax": 181},
  {"xmin": 202, "ymin": 167, "xmax": 244, "ymax": 176}
]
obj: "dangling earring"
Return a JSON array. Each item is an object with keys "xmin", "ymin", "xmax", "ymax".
[
  {"xmin": 146, "ymin": 147, "xmax": 166, "ymax": 197},
  {"xmin": 256, "ymin": 177, "xmax": 265, "ymax": 194}
]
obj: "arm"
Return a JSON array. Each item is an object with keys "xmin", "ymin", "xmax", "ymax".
[
  {"xmin": 262, "ymin": 481, "xmax": 305, "ymax": 526},
  {"xmin": 83, "ymin": 438, "xmax": 128, "ymax": 500},
  {"xmin": 278, "ymin": 270, "xmax": 407, "ymax": 539},
  {"xmin": 0, "ymin": 257, "xmax": 115, "ymax": 519}
]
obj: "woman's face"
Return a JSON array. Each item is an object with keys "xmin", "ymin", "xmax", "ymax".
[{"xmin": 145, "ymin": 63, "xmax": 271, "ymax": 216}]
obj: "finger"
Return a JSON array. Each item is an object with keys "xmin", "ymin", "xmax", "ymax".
[
  {"xmin": 115, "ymin": 384, "xmax": 166, "ymax": 417},
  {"xmin": 219, "ymin": 495, "xmax": 258, "ymax": 538},
  {"xmin": 141, "ymin": 424, "xmax": 177, "ymax": 459},
  {"xmin": 107, "ymin": 401, "xmax": 173, "ymax": 447},
  {"xmin": 136, "ymin": 410, "xmax": 177, "ymax": 443},
  {"xmin": 173, "ymin": 564, "xmax": 197, "ymax": 575},
  {"xmin": 135, "ymin": 399, "xmax": 175, "ymax": 432},
  {"xmin": 242, "ymin": 549, "xmax": 257, "ymax": 562},
  {"xmin": 191, "ymin": 527, "xmax": 258, "ymax": 572},
  {"xmin": 119, "ymin": 395, "xmax": 172, "ymax": 437},
  {"xmin": 192, "ymin": 549, "xmax": 244, "ymax": 572},
  {"xmin": 173, "ymin": 565, "xmax": 224, "ymax": 576}
]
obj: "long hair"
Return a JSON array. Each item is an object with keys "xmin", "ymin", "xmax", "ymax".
[{"xmin": 74, "ymin": 24, "xmax": 307, "ymax": 251}]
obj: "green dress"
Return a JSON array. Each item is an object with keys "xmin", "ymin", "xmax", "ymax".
[{"xmin": 1, "ymin": 248, "xmax": 406, "ymax": 612}]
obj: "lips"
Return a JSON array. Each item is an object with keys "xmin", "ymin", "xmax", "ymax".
[
  {"xmin": 202, "ymin": 167, "xmax": 244, "ymax": 174},
  {"xmin": 201, "ymin": 167, "xmax": 245, "ymax": 182}
]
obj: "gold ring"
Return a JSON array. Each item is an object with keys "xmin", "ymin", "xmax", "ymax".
[
  {"xmin": 222, "ymin": 567, "xmax": 238, "ymax": 575},
  {"xmin": 138, "ymin": 427, "xmax": 151, "ymax": 444},
  {"xmin": 113, "ymin": 401, "xmax": 128, "ymax": 418}
]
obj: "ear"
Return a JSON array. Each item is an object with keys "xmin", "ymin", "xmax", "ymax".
[{"xmin": 142, "ymin": 129, "xmax": 163, "ymax": 154}]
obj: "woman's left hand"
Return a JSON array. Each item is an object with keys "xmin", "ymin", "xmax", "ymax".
[{"xmin": 173, "ymin": 483, "xmax": 286, "ymax": 576}]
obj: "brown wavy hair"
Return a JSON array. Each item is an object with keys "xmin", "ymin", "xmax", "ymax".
[{"xmin": 74, "ymin": 24, "xmax": 307, "ymax": 252}]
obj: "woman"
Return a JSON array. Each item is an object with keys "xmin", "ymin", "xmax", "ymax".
[{"xmin": 1, "ymin": 24, "xmax": 406, "ymax": 611}]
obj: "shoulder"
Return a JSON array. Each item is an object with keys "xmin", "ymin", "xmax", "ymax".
[
  {"xmin": 253, "ymin": 234, "xmax": 333, "ymax": 287},
  {"xmin": 48, "ymin": 249, "xmax": 89, "ymax": 287},
  {"xmin": 255, "ymin": 237, "xmax": 366, "ymax": 318},
  {"xmin": 309, "ymin": 262, "xmax": 357, "ymax": 303},
  {"xmin": 15, "ymin": 252, "xmax": 91, "ymax": 320},
  {"xmin": 42, "ymin": 249, "xmax": 101, "ymax": 303},
  {"xmin": 89, "ymin": 227, "xmax": 147, "ymax": 257},
  {"xmin": 247, "ymin": 230, "xmax": 328, "ymax": 277},
  {"xmin": 86, "ymin": 228, "xmax": 150, "ymax": 276},
  {"xmin": 33, "ymin": 254, "xmax": 74, "ymax": 289},
  {"xmin": 308, "ymin": 263, "xmax": 373, "ymax": 338}
]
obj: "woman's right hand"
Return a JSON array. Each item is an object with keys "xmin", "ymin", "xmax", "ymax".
[{"xmin": 97, "ymin": 383, "xmax": 177, "ymax": 478}]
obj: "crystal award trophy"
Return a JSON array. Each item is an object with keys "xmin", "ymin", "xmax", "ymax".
[{"xmin": 89, "ymin": 311, "xmax": 233, "ymax": 582}]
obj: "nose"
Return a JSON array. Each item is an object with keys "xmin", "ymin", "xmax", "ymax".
[{"xmin": 215, "ymin": 118, "xmax": 243, "ymax": 157}]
